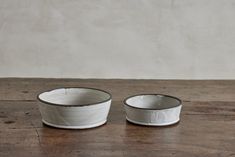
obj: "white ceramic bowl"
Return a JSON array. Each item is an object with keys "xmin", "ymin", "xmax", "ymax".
[
  {"xmin": 124, "ymin": 94, "xmax": 182, "ymax": 126},
  {"xmin": 37, "ymin": 87, "xmax": 112, "ymax": 129}
]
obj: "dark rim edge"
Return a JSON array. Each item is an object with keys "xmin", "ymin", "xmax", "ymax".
[
  {"xmin": 123, "ymin": 94, "xmax": 182, "ymax": 110},
  {"xmin": 37, "ymin": 87, "xmax": 112, "ymax": 107}
]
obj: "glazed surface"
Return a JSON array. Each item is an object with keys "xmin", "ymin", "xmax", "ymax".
[{"xmin": 38, "ymin": 88, "xmax": 111, "ymax": 106}]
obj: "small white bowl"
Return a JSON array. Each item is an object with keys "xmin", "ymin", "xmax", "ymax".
[
  {"xmin": 37, "ymin": 87, "xmax": 112, "ymax": 129},
  {"xmin": 124, "ymin": 94, "xmax": 182, "ymax": 126}
]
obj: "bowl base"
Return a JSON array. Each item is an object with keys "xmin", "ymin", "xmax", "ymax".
[
  {"xmin": 126, "ymin": 117, "xmax": 180, "ymax": 126},
  {"xmin": 42, "ymin": 119, "xmax": 107, "ymax": 129}
]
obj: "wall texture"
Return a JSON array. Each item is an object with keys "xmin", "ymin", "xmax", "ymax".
[{"xmin": 0, "ymin": 0, "xmax": 235, "ymax": 79}]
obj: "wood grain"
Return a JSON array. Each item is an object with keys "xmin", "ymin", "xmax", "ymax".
[{"xmin": 0, "ymin": 78, "xmax": 235, "ymax": 157}]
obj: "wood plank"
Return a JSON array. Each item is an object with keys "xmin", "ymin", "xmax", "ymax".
[
  {"xmin": 0, "ymin": 78, "xmax": 235, "ymax": 157},
  {"xmin": 1, "ymin": 78, "xmax": 235, "ymax": 102}
]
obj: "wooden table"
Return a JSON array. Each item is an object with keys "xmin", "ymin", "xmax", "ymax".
[{"xmin": 0, "ymin": 78, "xmax": 235, "ymax": 157}]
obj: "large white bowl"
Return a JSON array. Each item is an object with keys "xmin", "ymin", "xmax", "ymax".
[
  {"xmin": 124, "ymin": 94, "xmax": 182, "ymax": 126},
  {"xmin": 37, "ymin": 87, "xmax": 112, "ymax": 129}
]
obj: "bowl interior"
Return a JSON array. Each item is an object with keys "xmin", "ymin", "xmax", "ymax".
[
  {"xmin": 38, "ymin": 88, "xmax": 111, "ymax": 106},
  {"xmin": 125, "ymin": 95, "xmax": 181, "ymax": 110}
]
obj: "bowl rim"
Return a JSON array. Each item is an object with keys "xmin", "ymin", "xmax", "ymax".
[
  {"xmin": 37, "ymin": 87, "xmax": 112, "ymax": 107},
  {"xmin": 124, "ymin": 94, "xmax": 182, "ymax": 110}
]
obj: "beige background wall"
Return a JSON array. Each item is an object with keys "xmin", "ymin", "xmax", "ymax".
[{"xmin": 0, "ymin": 0, "xmax": 235, "ymax": 79}]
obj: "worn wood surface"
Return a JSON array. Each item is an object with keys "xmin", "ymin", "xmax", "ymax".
[{"xmin": 0, "ymin": 78, "xmax": 235, "ymax": 157}]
